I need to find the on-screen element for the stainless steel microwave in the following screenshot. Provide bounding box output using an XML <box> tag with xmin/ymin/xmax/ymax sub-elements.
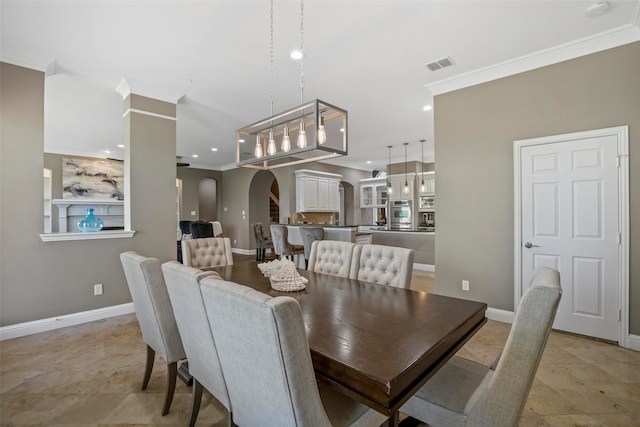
<box><xmin>419</xmin><ymin>195</ymin><xmax>435</xmax><ymax>211</ymax></box>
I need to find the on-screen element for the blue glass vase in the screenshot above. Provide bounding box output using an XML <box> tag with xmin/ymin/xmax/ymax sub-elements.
<box><xmin>77</xmin><ymin>208</ymin><xmax>104</xmax><ymax>232</ymax></box>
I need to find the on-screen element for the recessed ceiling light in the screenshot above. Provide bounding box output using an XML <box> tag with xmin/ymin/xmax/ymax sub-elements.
<box><xmin>366</xmin><ymin>161</ymin><xmax>372</xmax><ymax>164</ymax></box>
<box><xmin>211</xmin><ymin>148</ymin><xmax>218</xmax><ymax>152</ymax></box>
<box><xmin>103</xmin><ymin>150</ymin><xmax>111</xmax><ymax>154</ymax></box>
<box><xmin>192</xmin><ymin>154</ymin><xmax>198</xmax><ymax>158</ymax></box>
<box><xmin>290</xmin><ymin>49</ymin><xmax>303</xmax><ymax>60</ymax></box>
<box><xmin>423</xmin><ymin>105</ymin><xmax>433</xmax><ymax>111</ymax></box>
<box><xmin>239</xmin><ymin>139</ymin><xmax>245</xmax><ymax>143</ymax></box>
<box><xmin>117</xmin><ymin>144</ymin><xmax>125</xmax><ymax>148</ymax></box>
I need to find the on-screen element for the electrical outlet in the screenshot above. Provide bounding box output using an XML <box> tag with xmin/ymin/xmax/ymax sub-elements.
<box><xmin>94</xmin><ymin>284</ymin><xmax>103</xmax><ymax>296</ymax></box>
<box><xmin>233</xmin><ymin>239</ymin><xmax>237</xmax><ymax>245</ymax></box>
<box><xmin>462</xmin><ymin>280</ymin><xmax>470</xmax><ymax>291</ymax></box>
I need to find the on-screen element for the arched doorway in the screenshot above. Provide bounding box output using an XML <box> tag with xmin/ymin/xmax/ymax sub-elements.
<box><xmin>248</xmin><ymin>170</ymin><xmax>278</xmax><ymax>240</ymax></box>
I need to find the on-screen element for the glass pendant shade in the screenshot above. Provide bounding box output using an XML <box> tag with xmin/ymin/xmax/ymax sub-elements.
<box><xmin>317</xmin><ymin>116</ymin><xmax>327</xmax><ymax>145</ymax></box>
<box><xmin>254</xmin><ymin>135</ymin><xmax>263</xmax><ymax>159</ymax></box>
<box><xmin>267</xmin><ymin>130</ymin><xmax>277</xmax><ymax>156</ymax></box>
<box><xmin>404</xmin><ymin>181</ymin><xmax>409</xmax><ymax>194</ymax></box>
<box><xmin>297</xmin><ymin>120</ymin><xmax>307</xmax><ymax>148</ymax></box>
<box><xmin>282</xmin><ymin>126</ymin><xmax>291</xmax><ymax>152</ymax></box>
<box><xmin>420</xmin><ymin>180</ymin><xmax>426</xmax><ymax>193</ymax></box>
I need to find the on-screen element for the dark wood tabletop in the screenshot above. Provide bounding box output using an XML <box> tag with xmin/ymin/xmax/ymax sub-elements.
<box><xmin>210</xmin><ymin>263</ymin><xmax>487</xmax><ymax>426</ymax></box>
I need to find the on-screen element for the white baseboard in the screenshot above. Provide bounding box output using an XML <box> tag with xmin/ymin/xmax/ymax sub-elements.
<box><xmin>627</xmin><ymin>334</ymin><xmax>640</xmax><ymax>352</ymax></box>
<box><xmin>486</xmin><ymin>307</ymin><xmax>515</xmax><ymax>324</ymax></box>
<box><xmin>232</xmin><ymin>248</ymin><xmax>254</xmax><ymax>256</ymax></box>
<box><xmin>0</xmin><ymin>303</ymin><xmax>134</xmax><ymax>341</ymax></box>
<box><xmin>413</xmin><ymin>263</ymin><xmax>435</xmax><ymax>272</ymax></box>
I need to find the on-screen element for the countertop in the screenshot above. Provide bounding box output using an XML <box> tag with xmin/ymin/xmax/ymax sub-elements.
<box><xmin>370</xmin><ymin>227</ymin><xmax>435</xmax><ymax>233</ymax></box>
<box><xmin>281</xmin><ymin>224</ymin><xmax>357</xmax><ymax>229</ymax></box>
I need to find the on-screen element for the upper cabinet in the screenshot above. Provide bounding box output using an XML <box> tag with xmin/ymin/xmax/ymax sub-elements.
<box><xmin>360</xmin><ymin>177</ymin><xmax>387</xmax><ymax>208</ymax></box>
<box><xmin>418</xmin><ymin>171</ymin><xmax>435</xmax><ymax>196</ymax></box>
<box><xmin>388</xmin><ymin>173</ymin><xmax>415</xmax><ymax>201</ymax></box>
<box><xmin>295</xmin><ymin>169</ymin><xmax>342</xmax><ymax>212</ymax></box>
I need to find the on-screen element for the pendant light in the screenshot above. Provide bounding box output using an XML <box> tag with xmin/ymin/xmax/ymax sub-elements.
<box><xmin>295</xmin><ymin>0</ymin><xmax>307</xmax><ymax>149</ymax></box>
<box><xmin>387</xmin><ymin>145</ymin><xmax>393</xmax><ymax>195</ymax></box>
<box><xmin>317</xmin><ymin>115</ymin><xmax>327</xmax><ymax>144</ymax></box>
<box><xmin>254</xmin><ymin>134</ymin><xmax>263</xmax><ymax>159</ymax></box>
<box><xmin>236</xmin><ymin>0</ymin><xmax>348</xmax><ymax>169</ymax></box>
<box><xmin>403</xmin><ymin>142</ymin><xmax>409</xmax><ymax>194</ymax></box>
<box><xmin>266</xmin><ymin>3</ymin><xmax>276</xmax><ymax>157</ymax></box>
<box><xmin>420</xmin><ymin>139</ymin><xmax>426</xmax><ymax>193</ymax></box>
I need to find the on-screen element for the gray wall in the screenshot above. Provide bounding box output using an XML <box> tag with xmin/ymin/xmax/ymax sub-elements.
<box><xmin>434</xmin><ymin>42</ymin><xmax>640</xmax><ymax>334</ymax></box>
<box><xmin>177</xmin><ymin>167</ymin><xmax>223</xmax><ymax>221</ymax></box>
<box><xmin>1</xmin><ymin>62</ymin><xmax>178</xmax><ymax>327</ymax></box>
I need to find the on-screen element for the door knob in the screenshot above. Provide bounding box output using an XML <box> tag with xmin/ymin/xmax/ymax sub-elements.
<box><xmin>523</xmin><ymin>242</ymin><xmax>539</xmax><ymax>248</ymax></box>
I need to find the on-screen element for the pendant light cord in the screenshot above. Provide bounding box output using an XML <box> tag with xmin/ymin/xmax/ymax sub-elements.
<box><xmin>270</xmin><ymin>0</ymin><xmax>274</xmax><ymax>116</ymax></box>
<box><xmin>299</xmin><ymin>0</ymin><xmax>304</xmax><ymax>105</ymax></box>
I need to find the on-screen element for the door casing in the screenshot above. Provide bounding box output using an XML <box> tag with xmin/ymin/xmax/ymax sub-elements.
<box><xmin>513</xmin><ymin>125</ymin><xmax>629</xmax><ymax>347</ymax></box>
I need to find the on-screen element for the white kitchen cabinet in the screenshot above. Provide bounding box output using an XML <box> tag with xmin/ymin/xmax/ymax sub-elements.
<box><xmin>360</xmin><ymin>177</ymin><xmax>387</xmax><ymax>208</ymax></box>
<box><xmin>388</xmin><ymin>173</ymin><xmax>415</xmax><ymax>201</ymax></box>
<box><xmin>295</xmin><ymin>170</ymin><xmax>342</xmax><ymax>212</ymax></box>
<box><xmin>418</xmin><ymin>171</ymin><xmax>436</xmax><ymax>195</ymax></box>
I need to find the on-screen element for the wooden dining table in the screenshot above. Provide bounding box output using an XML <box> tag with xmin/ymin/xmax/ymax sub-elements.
<box><xmin>209</xmin><ymin>262</ymin><xmax>487</xmax><ymax>426</ymax></box>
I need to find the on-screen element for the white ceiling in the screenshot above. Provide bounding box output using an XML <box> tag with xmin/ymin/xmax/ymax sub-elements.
<box><xmin>2</xmin><ymin>1</ymin><xmax>639</xmax><ymax>172</ymax></box>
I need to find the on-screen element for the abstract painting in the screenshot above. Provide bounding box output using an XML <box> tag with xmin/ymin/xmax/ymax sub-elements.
<box><xmin>62</xmin><ymin>157</ymin><xmax>125</xmax><ymax>200</ymax></box>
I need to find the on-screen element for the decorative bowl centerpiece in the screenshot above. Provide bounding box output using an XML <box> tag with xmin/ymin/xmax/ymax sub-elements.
<box><xmin>257</xmin><ymin>258</ymin><xmax>307</xmax><ymax>292</ymax></box>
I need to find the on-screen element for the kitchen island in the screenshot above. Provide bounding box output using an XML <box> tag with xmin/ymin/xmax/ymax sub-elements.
<box><xmin>370</xmin><ymin>227</ymin><xmax>435</xmax><ymax>269</ymax></box>
<box><xmin>284</xmin><ymin>225</ymin><xmax>357</xmax><ymax>245</ymax></box>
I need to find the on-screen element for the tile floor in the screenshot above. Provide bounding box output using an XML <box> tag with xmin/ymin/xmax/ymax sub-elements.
<box><xmin>1</xmin><ymin>257</ymin><xmax>639</xmax><ymax>426</ymax></box>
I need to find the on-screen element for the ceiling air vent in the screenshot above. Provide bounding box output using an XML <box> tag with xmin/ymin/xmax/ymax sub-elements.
<box><xmin>425</xmin><ymin>56</ymin><xmax>455</xmax><ymax>71</ymax></box>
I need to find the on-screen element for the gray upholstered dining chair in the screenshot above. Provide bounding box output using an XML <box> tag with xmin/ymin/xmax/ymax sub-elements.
<box><xmin>198</xmin><ymin>277</ymin><xmax>389</xmax><ymax>427</ymax></box>
<box><xmin>182</xmin><ymin>237</ymin><xmax>234</xmax><ymax>268</ymax></box>
<box><xmin>349</xmin><ymin>243</ymin><xmax>415</xmax><ymax>288</ymax></box>
<box><xmin>400</xmin><ymin>267</ymin><xmax>562</xmax><ymax>427</ymax></box>
<box><xmin>251</xmin><ymin>222</ymin><xmax>274</xmax><ymax>261</ymax></box>
<box><xmin>270</xmin><ymin>224</ymin><xmax>304</xmax><ymax>262</ymax></box>
<box><xmin>119</xmin><ymin>251</ymin><xmax>186</xmax><ymax>416</ymax></box>
<box><xmin>300</xmin><ymin>226</ymin><xmax>324</xmax><ymax>268</ymax></box>
<box><xmin>161</xmin><ymin>261</ymin><xmax>232</xmax><ymax>427</ymax></box>
<box><xmin>307</xmin><ymin>240</ymin><xmax>356</xmax><ymax>278</ymax></box>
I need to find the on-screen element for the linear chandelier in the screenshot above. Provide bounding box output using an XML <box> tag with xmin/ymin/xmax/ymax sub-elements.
<box><xmin>236</xmin><ymin>0</ymin><xmax>348</xmax><ymax>170</ymax></box>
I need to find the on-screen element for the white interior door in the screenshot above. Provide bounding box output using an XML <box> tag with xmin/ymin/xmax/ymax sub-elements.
<box><xmin>515</xmin><ymin>126</ymin><xmax>628</xmax><ymax>343</ymax></box>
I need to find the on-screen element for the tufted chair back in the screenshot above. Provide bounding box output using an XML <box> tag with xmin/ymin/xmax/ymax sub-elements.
<box><xmin>182</xmin><ymin>237</ymin><xmax>234</xmax><ymax>268</ymax></box>
<box><xmin>349</xmin><ymin>244</ymin><xmax>414</xmax><ymax>288</ymax></box>
<box><xmin>307</xmin><ymin>240</ymin><xmax>356</xmax><ymax>278</ymax></box>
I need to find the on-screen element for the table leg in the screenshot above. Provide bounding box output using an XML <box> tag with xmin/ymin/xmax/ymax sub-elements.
<box><xmin>384</xmin><ymin>411</ymin><xmax>400</xmax><ymax>427</ymax></box>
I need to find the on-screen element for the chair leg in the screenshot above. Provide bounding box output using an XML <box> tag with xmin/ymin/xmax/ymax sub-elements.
<box><xmin>162</xmin><ymin>361</ymin><xmax>178</xmax><ymax>416</ymax></box>
<box><xmin>305</xmin><ymin>259</ymin><xmax>309</xmax><ymax>269</ymax></box>
<box><xmin>188</xmin><ymin>379</ymin><xmax>204</xmax><ymax>427</ymax></box>
<box><xmin>141</xmin><ymin>345</ymin><xmax>155</xmax><ymax>390</ymax></box>
<box><xmin>256</xmin><ymin>248</ymin><xmax>260</xmax><ymax>261</ymax></box>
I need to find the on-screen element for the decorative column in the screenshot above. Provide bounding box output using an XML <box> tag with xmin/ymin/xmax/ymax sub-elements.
<box><xmin>116</xmin><ymin>80</ymin><xmax>183</xmax><ymax>260</ymax></box>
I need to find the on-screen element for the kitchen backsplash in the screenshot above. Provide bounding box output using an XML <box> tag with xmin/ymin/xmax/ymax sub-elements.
<box><xmin>292</xmin><ymin>212</ymin><xmax>337</xmax><ymax>225</ymax></box>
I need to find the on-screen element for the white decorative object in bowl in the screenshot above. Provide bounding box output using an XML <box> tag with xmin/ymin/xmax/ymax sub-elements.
<box><xmin>258</xmin><ymin>258</ymin><xmax>307</xmax><ymax>292</ymax></box>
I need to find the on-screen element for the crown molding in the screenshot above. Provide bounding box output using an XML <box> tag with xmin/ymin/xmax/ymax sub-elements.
<box><xmin>115</xmin><ymin>78</ymin><xmax>184</xmax><ymax>104</ymax></box>
<box><xmin>427</xmin><ymin>23</ymin><xmax>640</xmax><ymax>96</ymax></box>
<box><xmin>0</xmin><ymin>46</ymin><xmax>56</xmax><ymax>76</ymax></box>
